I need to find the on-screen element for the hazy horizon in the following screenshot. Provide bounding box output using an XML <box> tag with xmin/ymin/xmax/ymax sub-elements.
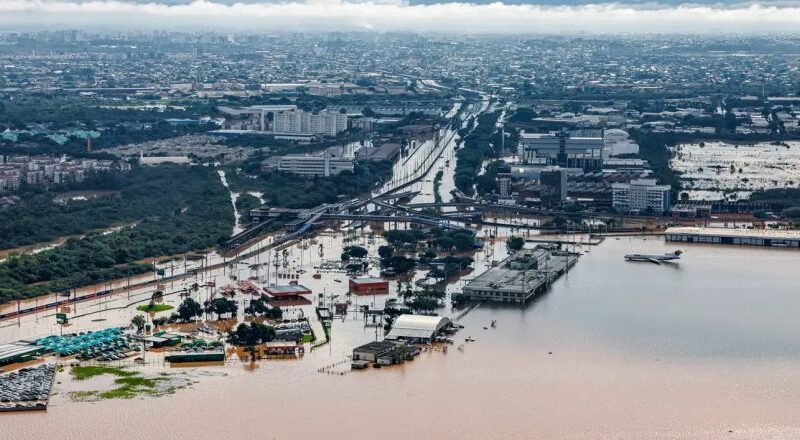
<box><xmin>2</xmin><ymin>0</ymin><xmax>800</xmax><ymax>34</ymax></box>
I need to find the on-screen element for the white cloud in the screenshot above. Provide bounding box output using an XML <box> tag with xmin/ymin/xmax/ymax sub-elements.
<box><xmin>0</xmin><ymin>0</ymin><xmax>799</xmax><ymax>33</ymax></box>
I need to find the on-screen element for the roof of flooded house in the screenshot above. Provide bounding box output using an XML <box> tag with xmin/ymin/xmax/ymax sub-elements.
<box><xmin>264</xmin><ymin>285</ymin><xmax>311</xmax><ymax>294</ymax></box>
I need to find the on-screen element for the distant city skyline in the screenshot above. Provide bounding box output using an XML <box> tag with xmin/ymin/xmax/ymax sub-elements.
<box><xmin>2</xmin><ymin>0</ymin><xmax>800</xmax><ymax>33</ymax></box>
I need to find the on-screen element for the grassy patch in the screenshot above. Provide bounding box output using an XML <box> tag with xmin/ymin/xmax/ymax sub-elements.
<box><xmin>300</xmin><ymin>333</ymin><xmax>316</xmax><ymax>344</ymax></box>
<box><xmin>70</xmin><ymin>366</ymin><xmax>179</xmax><ymax>401</ymax></box>
<box><xmin>98</xmin><ymin>377</ymin><xmax>164</xmax><ymax>399</ymax></box>
<box><xmin>136</xmin><ymin>304</ymin><xmax>174</xmax><ymax>313</ymax></box>
<box><xmin>71</xmin><ymin>365</ymin><xmax>137</xmax><ymax>381</ymax></box>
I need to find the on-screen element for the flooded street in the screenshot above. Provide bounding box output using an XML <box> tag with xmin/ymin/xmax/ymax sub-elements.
<box><xmin>217</xmin><ymin>169</ymin><xmax>244</xmax><ymax>236</ymax></box>
<box><xmin>6</xmin><ymin>236</ymin><xmax>800</xmax><ymax>439</ymax></box>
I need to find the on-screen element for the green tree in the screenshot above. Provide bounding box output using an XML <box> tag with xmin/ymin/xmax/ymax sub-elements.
<box><xmin>177</xmin><ymin>297</ymin><xmax>203</xmax><ymax>322</ymax></box>
<box><xmin>131</xmin><ymin>315</ymin><xmax>146</xmax><ymax>332</ymax></box>
<box><xmin>506</xmin><ymin>236</ymin><xmax>525</xmax><ymax>252</ymax></box>
<box><xmin>205</xmin><ymin>298</ymin><xmax>238</xmax><ymax>320</ymax></box>
<box><xmin>378</xmin><ymin>245</ymin><xmax>394</xmax><ymax>259</ymax></box>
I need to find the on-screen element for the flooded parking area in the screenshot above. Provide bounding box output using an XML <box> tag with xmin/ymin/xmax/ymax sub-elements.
<box><xmin>670</xmin><ymin>141</ymin><xmax>800</xmax><ymax>200</ymax></box>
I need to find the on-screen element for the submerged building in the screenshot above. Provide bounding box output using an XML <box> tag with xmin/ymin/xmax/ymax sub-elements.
<box><xmin>462</xmin><ymin>247</ymin><xmax>578</xmax><ymax>305</ymax></box>
<box><xmin>385</xmin><ymin>314</ymin><xmax>453</xmax><ymax>344</ymax></box>
<box><xmin>665</xmin><ymin>227</ymin><xmax>800</xmax><ymax>248</ymax></box>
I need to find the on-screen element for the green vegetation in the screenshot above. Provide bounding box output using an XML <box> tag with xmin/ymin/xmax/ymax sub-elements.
<box><xmin>131</xmin><ymin>315</ymin><xmax>146</xmax><ymax>332</ymax></box>
<box><xmin>433</xmin><ymin>170</ymin><xmax>444</xmax><ymax>204</ymax></box>
<box><xmin>506</xmin><ymin>236</ymin><xmax>525</xmax><ymax>252</ymax></box>
<box><xmin>71</xmin><ymin>365</ymin><xmax>137</xmax><ymax>381</ymax></box>
<box><xmin>69</xmin><ymin>365</ymin><xmax>180</xmax><ymax>400</ymax></box>
<box><xmin>177</xmin><ymin>297</ymin><xmax>204</xmax><ymax>322</ymax></box>
<box><xmin>136</xmin><ymin>304</ymin><xmax>174</xmax><ymax>313</ymax></box>
<box><xmin>244</xmin><ymin>297</ymin><xmax>283</xmax><ymax>319</ymax></box>
<box><xmin>0</xmin><ymin>95</ymin><xmax>215</xmax><ymax>155</ymax></box>
<box><xmin>97</xmin><ymin>376</ymin><xmax>163</xmax><ymax>400</ymax></box>
<box><xmin>451</xmin><ymin>293</ymin><xmax>471</xmax><ymax>308</ymax></box>
<box><xmin>750</xmin><ymin>188</ymin><xmax>800</xmax><ymax>219</ymax></box>
<box><xmin>341</xmin><ymin>245</ymin><xmax>368</xmax><ymax>261</ymax></box>
<box><xmin>223</xmin><ymin>161</ymin><xmax>392</xmax><ymax>209</ymax></box>
<box><xmin>0</xmin><ymin>165</ymin><xmax>233</xmax><ymax>304</ymax></box>
<box><xmin>204</xmin><ymin>298</ymin><xmax>238</xmax><ymax>320</ymax></box>
<box><xmin>378</xmin><ymin>245</ymin><xmax>394</xmax><ymax>259</ymax></box>
<box><xmin>455</xmin><ymin>111</ymin><xmax>502</xmax><ymax>195</ymax></box>
<box><xmin>383</xmin><ymin>228</ymin><xmax>477</xmax><ymax>253</ymax></box>
<box><xmin>228</xmin><ymin>321</ymin><xmax>276</xmax><ymax>346</ymax></box>
<box><xmin>379</xmin><ymin>229</ymin><xmax>476</xmax><ymax>275</ymax></box>
<box><xmin>235</xmin><ymin>193</ymin><xmax>261</xmax><ymax>225</ymax></box>
<box><xmin>628</xmin><ymin>129</ymin><xmax>682</xmax><ymax>192</ymax></box>
<box><xmin>0</xmin><ymin>165</ymin><xmax>230</xmax><ymax>249</ymax></box>
<box><xmin>476</xmin><ymin>160</ymin><xmax>511</xmax><ymax>195</ymax></box>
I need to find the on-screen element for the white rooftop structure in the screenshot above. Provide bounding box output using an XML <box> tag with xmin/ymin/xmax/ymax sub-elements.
<box><xmin>138</xmin><ymin>154</ymin><xmax>192</xmax><ymax>165</ymax></box>
<box><xmin>665</xmin><ymin>227</ymin><xmax>800</xmax><ymax>240</ymax></box>
<box><xmin>385</xmin><ymin>315</ymin><xmax>452</xmax><ymax>342</ymax></box>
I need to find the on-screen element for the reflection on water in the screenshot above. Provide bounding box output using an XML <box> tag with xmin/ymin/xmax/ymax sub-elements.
<box><xmin>6</xmin><ymin>236</ymin><xmax>800</xmax><ymax>439</ymax></box>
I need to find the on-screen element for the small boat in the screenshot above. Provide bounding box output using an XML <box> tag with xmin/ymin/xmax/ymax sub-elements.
<box><xmin>465</xmin><ymin>337</ymin><xmax>475</xmax><ymax>342</ymax></box>
<box><xmin>312</xmin><ymin>273</ymin><xmax>322</xmax><ymax>279</ymax></box>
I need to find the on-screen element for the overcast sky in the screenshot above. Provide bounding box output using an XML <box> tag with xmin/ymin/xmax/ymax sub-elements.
<box><xmin>1</xmin><ymin>0</ymin><xmax>800</xmax><ymax>34</ymax></box>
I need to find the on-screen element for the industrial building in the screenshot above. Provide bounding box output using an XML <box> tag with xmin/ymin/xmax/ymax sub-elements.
<box><xmin>385</xmin><ymin>314</ymin><xmax>453</xmax><ymax>343</ymax></box>
<box><xmin>665</xmin><ymin>227</ymin><xmax>800</xmax><ymax>248</ymax></box>
<box><xmin>355</xmin><ymin>143</ymin><xmax>401</xmax><ymax>162</ymax></box>
<box><xmin>164</xmin><ymin>350</ymin><xmax>225</xmax><ymax>363</ymax></box>
<box><xmin>462</xmin><ymin>247</ymin><xmax>578</xmax><ymax>304</ymax></box>
<box><xmin>0</xmin><ymin>343</ymin><xmax>45</xmax><ymax>366</ymax></box>
<box><xmin>349</xmin><ymin>278</ymin><xmax>390</xmax><ymax>295</ymax></box>
<box><xmin>519</xmin><ymin>130</ymin><xmax>604</xmax><ymax>169</ymax></box>
<box><xmin>612</xmin><ymin>179</ymin><xmax>672</xmax><ymax>214</ymax></box>
<box><xmin>602</xmin><ymin>129</ymin><xmax>640</xmax><ymax>158</ymax></box>
<box><xmin>351</xmin><ymin>340</ymin><xmax>420</xmax><ymax>368</ymax></box>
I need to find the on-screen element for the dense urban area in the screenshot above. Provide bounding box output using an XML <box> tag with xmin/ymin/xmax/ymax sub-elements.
<box><xmin>3</xmin><ymin>30</ymin><xmax>800</xmax><ymax>439</ymax></box>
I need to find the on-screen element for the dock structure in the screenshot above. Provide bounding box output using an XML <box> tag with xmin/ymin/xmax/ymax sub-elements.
<box><xmin>665</xmin><ymin>227</ymin><xmax>800</xmax><ymax>248</ymax></box>
<box><xmin>462</xmin><ymin>246</ymin><xmax>578</xmax><ymax>305</ymax></box>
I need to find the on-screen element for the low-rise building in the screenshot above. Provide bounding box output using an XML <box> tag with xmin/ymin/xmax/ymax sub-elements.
<box><xmin>385</xmin><ymin>315</ymin><xmax>453</xmax><ymax>344</ymax></box>
<box><xmin>349</xmin><ymin>278</ymin><xmax>389</xmax><ymax>295</ymax></box>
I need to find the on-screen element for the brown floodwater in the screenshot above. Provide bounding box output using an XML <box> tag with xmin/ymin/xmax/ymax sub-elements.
<box><xmin>5</xmin><ymin>236</ymin><xmax>800</xmax><ymax>439</ymax></box>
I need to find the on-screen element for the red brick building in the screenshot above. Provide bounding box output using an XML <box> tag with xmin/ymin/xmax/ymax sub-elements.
<box><xmin>349</xmin><ymin>278</ymin><xmax>389</xmax><ymax>295</ymax></box>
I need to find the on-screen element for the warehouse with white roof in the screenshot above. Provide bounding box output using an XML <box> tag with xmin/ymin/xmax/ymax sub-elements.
<box><xmin>385</xmin><ymin>315</ymin><xmax>452</xmax><ymax>344</ymax></box>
